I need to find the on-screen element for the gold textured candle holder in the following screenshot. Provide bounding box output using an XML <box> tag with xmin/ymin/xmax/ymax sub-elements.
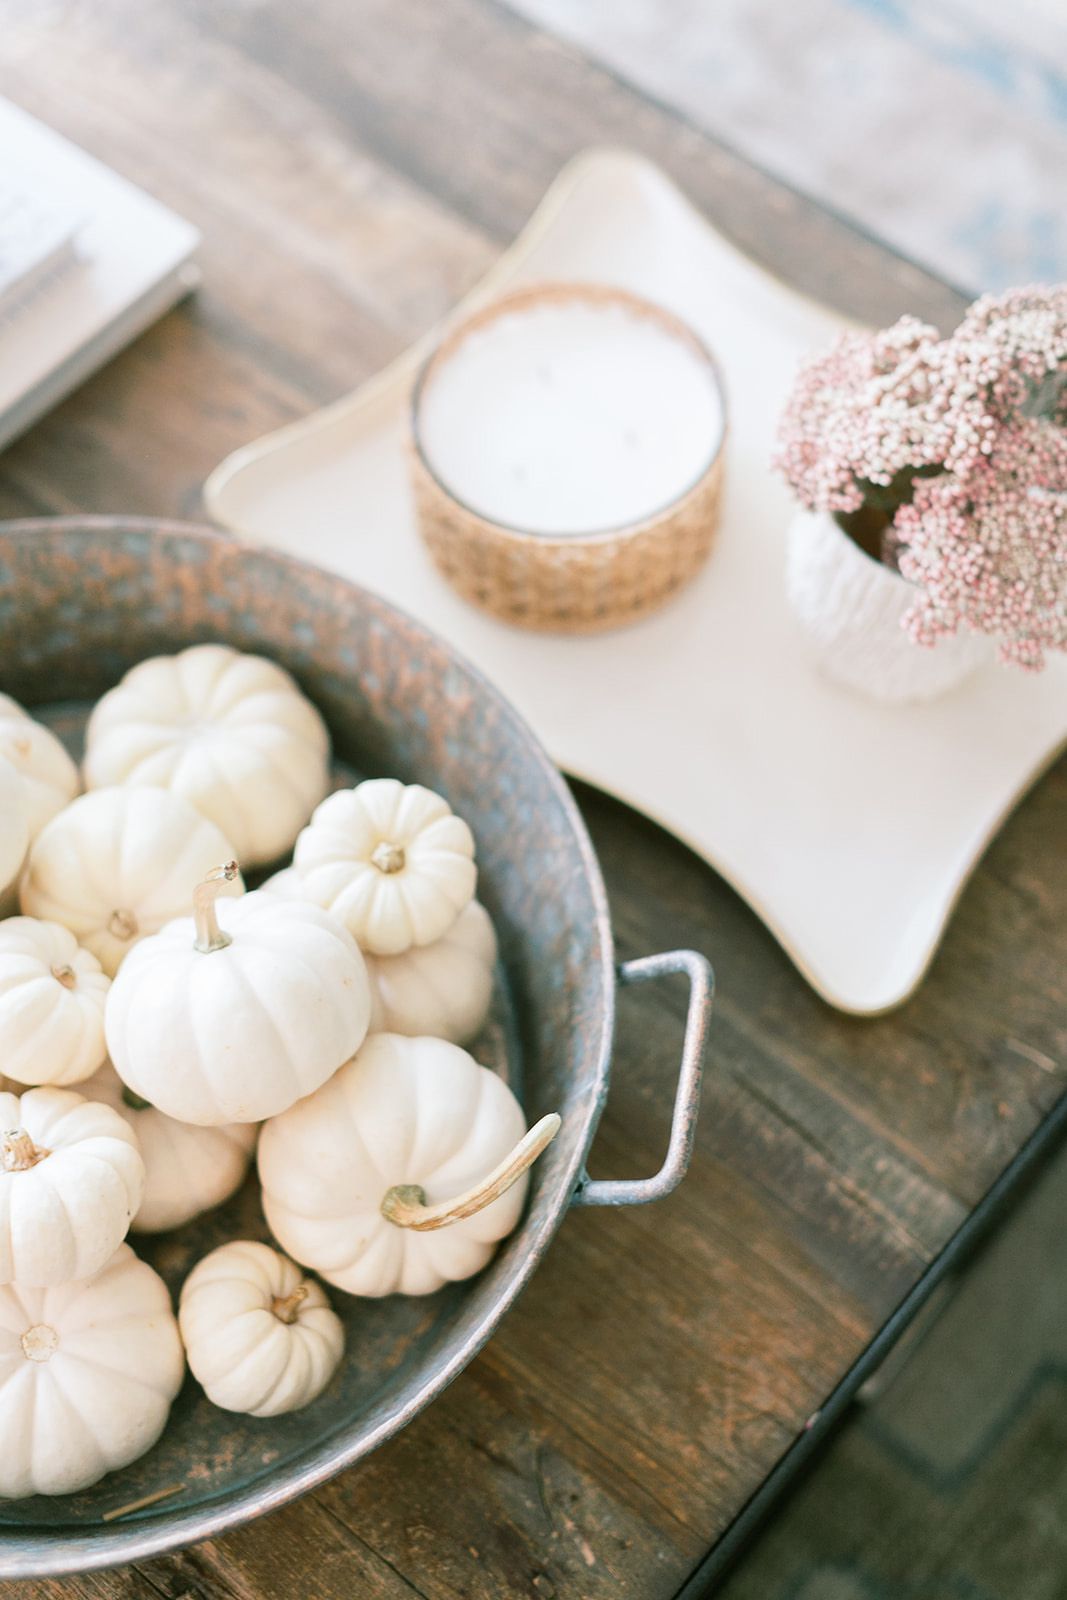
<box><xmin>408</xmin><ymin>283</ymin><xmax>727</xmax><ymax>634</ymax></box>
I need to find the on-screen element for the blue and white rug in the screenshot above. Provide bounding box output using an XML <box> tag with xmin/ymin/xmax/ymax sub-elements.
<box><xmin>506</xmin><ymin>0</ymin><xmax>1067</xmax><ymax>293</ymax></box>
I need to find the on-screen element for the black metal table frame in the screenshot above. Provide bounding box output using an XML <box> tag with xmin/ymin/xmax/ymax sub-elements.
<box><xmin>678</xmin><ymin>1085</ymin><xmax>1067</xmax><ymax>1596</ymax></box>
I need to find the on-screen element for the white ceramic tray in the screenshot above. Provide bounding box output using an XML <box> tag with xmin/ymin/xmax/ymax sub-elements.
<box><xmin>205</xmin><ymin>150</ymin><xmax>1067</xmax><ymax>1015</ymax></box>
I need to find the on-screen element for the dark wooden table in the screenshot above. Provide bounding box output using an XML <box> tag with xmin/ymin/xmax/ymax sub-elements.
<box><xmin>1</xmin><ymin>3</ymin><xmax>1064</xmax><ymax>1596</ymax></box>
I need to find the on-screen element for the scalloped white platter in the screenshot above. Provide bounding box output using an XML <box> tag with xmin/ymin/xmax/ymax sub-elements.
<box><xmin>205</xmin><ymin>149</ymin><xmax>1067</xmax><ymax>1015</ymax></box>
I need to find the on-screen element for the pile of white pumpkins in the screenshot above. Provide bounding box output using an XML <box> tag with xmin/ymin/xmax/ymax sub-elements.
<box><xmin>0</xmin><ymin>644</ymin><xmax>558</xmax><ymax>1503</ymax></box>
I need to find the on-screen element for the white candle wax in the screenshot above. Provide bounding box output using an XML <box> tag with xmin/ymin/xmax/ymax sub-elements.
<box><xmin>416</xmin><ymin>299</ymin><xmax>724</xmax><ymax>536</ymax></box>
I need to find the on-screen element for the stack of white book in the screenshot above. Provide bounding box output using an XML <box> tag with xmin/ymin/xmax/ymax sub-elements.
<box><xmin>0</xmin><ymin>97</ymin><xmax>200</xmax><ymax>451</ymax></box>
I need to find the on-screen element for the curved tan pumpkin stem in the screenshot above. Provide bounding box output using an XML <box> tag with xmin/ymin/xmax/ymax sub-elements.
<box><xmin>0</xmin><ymin>1130</ymin><xmax>48</xmax><ymax>1172</ymax></box>
<box><xmin>51</xmin><ymin>963</ymin><xmax>77</xmax><ymax>991</ymax></box>
<box><xmin>271</xmin><ymin>1284</ymin><xmax>310</xmax><ymax>1324</ymax></box>
<box><xmin>380</xmin><ymin>1112</ymin><xmax>561</xmax><ymax>1232</ymax></box>
<box><xmin>193</xmin><ymin>862</ymin><xmax>241</xmax><ymax>954</ymax></box>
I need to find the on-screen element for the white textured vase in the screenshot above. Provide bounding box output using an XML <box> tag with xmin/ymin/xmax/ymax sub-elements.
<box><xmin>785</xmin><ymin>510</ymin><xmax>990</xmax><ymax>705</ymax></box>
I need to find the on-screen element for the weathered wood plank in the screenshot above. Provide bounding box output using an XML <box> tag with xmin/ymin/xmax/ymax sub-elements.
<box><xmin>0</xmin><ymin>0</ymin><xmax>496</xmax><ymax>520</ymax></box>
<box><xmin>136</xmin><ymin>1496</ymin><xmax>424</xmax><ymax>1600</ymax></box>
<box><xmin>0</xmin><ymin>0</ymin><xmax>966</xmax><ymax>521</ymax></box>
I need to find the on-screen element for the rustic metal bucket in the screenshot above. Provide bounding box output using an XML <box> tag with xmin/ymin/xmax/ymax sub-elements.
<box><xmin>0</xmin><ymin>518</ymin><xmax>712</xmax><ymax>1576</ymax></box>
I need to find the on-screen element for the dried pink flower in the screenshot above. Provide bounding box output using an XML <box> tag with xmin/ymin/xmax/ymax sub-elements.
<box><xmin>897</xmin><ymin>423</ymin><xmax>1067</xmax><ymax>670</ymax></box>
<box><xmin>774</xmin><ymin>284</ymin><xmax>1067</xmax><ymax>669</ymax></box>
<box><xmin>773</xmin><ymin>316</ymin><xmax>948</xmax><ymax>514</ymax></box>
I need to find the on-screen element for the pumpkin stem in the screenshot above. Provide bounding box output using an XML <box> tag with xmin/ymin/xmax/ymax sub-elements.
<box><xmin>193</xmin><ymin>862</ymin><xmax>241</xmax><ymax>954</ymax></box>
<box><xmin>108</xmin><ymin>908</ymin><xmax>139</xmax><ymax>943</ymax></box>
<box><xmin>380</xmin><ymin>1112</ymin><xmax>561</xmax><ymax>1232</ymax></box>
<box><xmin>271</xmin><ymin>1284</ymin><xmax>309</xmax><ymax>1324</ymax></box>
<box><xmin>121</xmin><ymin>1085</ymin><xmax>152</xmax><ymax>1113</ymax></box>
<box><xmin>0</xmin><ymin>1129</ymin><xmax>48</xmax><ymax>1172</ymax></box>
<box><xmin>51</xmin><ymin>963</ymin><xmax>77</xmax><ymax>990</ymax></box>
<box><xmin>370</xmin><ymin>840</ymin><xmax>405</xmax><ymax>875</ymax></box>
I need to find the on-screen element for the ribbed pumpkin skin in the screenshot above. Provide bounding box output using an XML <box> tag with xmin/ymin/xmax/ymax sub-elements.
<box><xmin>80</xmin><ymin>1061</ymin><xmax>257</xmax><ymax>1232</ymax></box>
<box><xmin>180</xmin><ymin>1240</ymin><xmax>343</xmax><ymax>1417</ymax></box>
<box><xmin>293</xmin><ymin>779</ymin><xmax>477</xmax><ymax>956</ymax></box>
<box><xmin>0</xmin><ymin>918</ymin><xmax>110</xmax><ymax>1087</ymax></box>
<box><xmin>364</xmin><ymin>900</ymin><xmax>497</xmax><ymax>1043</ymax></box>
<box><xmin>0</xmin><ymin>1088</ymin><xmax>145</xmax><ymax>1287</ymax></box>
<box><xmin>261</xmin><ymin>871</ymin><xmax>497</xmax><ymax>1046</ymax></box>
<box><xmin>0</xmin><ymin>1244</ymin><xmax>184</xmax><ymax>1497</ymax></box>
<box><xmin>0</xmin><ymin>694</ymin><xmax>79</xmax><ymax>840</ymax></box>
<box><xmin>84</xmin><ymin>645</ymin><xmax>330</xmax><ymax>868</ymax></box>
<box><xmin>106</xmin><ymin>892</ymin><xmax>371</xmax><ymax>1126</ymax></box>
<box><xmin>259</xmin><ymin>1034</ymin><xmax>528</xmax><ymax>1297</ymax></box>
<box><xmin>0</xmin><ymin>757</ymin><xmax>29</xmax><ymax>899</ymax></box>
<box><xmin>20</xmin><ymin>786</ymin><xmax>240</xmax><ymax>977</ymax></box>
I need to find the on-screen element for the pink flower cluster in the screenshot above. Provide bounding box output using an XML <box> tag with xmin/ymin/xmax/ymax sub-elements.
<box><xmin>774</xmin><ymin>285</ymin><xmax>1067</xmax><ymax>669</ymax></box>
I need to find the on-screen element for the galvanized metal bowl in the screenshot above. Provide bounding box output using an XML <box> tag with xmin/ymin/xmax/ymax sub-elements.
<box><xmin>0</xmin><ymin>517</ymin><xmax>711</xmax><ymax>1577</ymax></box>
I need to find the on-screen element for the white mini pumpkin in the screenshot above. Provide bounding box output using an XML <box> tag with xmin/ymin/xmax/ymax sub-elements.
<box><xmin>0</xmin><ymin>1243</ymin><xmax>184</xmax><ymax>1497</ymax></box>
<box><xmin>0</xmin><ymin>1086</ymin><xmax>144</xmax><ymax>1285</ymax></box>
<box><xmin>84</xmin><ymin>643</ymin><xmax>331</xmax><ymax>867</ymax></box>
<box><xmin>107</xmin><ymin>868</ymin><xmax>371</xmax><ymax>1126</ymax></box>
<box><xmin>260</xmin><ymin>872</ymin><xmax>497</xmax><ymax>1044</ymax></box>
<box><xmin>293</xmin><ymin>779</ymin><xmax>476</xmax><ymax>955</ymax></box>
<box><xmin>20</xmin><ymin>785</ymin><xmax>241</xmax><ymax>976</ymax></box>
<box><xmin>0</xmin><ymin>756</ymin><xmax>29</xmax><ymax>902</ymax></box>
<box><xmin>0</xmin><ymin>695</ymin><xmax>80</xmax><ymax>840</ymax></box>
<box><xmin>259</xmin><ymin>1033</ymin><xmax>559</xmax><ymax>1296</ymax></box>
<box><xmin>365</xmin><ymin>901</ymin><xmax>497</xmax><ymax>1043</ymax></box>
<box><xmin>179</xmin><ymin>1240</ymin><xmax>344</xmax><ymax>1417</ymax></box>
<box><xmin>80</xmin><ymin>1061</ymin><xmax>258</xmax><ymax>1232</ymax></box>
<box><xmin>259</xmin><ymin>865</ymin><xmax>303</xmax><ymax>899</ymax></box>
<box><xmin>0</xmin><ymin>918</ymin><xmax>110</xmax><ymax>1086</ymax></box>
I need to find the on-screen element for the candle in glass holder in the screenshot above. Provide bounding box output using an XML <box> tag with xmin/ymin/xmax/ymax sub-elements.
<box><xmin>409</xmin><ymin>283</ymin><xmax>727</xmax><ymax>633</ymax></box>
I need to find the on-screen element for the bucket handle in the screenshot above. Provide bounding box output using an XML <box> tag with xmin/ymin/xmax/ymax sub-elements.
<box><xmin>571</xmin><ymin>949</ymin><xmax>714</xmax><ymax>1207</ymax></box>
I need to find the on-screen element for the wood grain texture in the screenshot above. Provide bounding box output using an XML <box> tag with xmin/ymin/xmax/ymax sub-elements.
<box><xmin>0</xmin><ymin>1</ymin><xmax>1064</xmax><ymax>1597</ymax></box>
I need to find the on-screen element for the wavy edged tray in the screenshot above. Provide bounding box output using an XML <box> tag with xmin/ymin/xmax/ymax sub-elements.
<box><xmin>205</xmin><ymin>149</ymin><xmax>1067</xmax><ymax>1014</ymax></box>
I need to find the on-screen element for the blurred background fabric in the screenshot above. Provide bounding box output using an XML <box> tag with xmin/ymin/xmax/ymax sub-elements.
<box><xmin>506</xmin><ymin>0</ymin><xmax>1067</xmax><ymax>292</ymax></box>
